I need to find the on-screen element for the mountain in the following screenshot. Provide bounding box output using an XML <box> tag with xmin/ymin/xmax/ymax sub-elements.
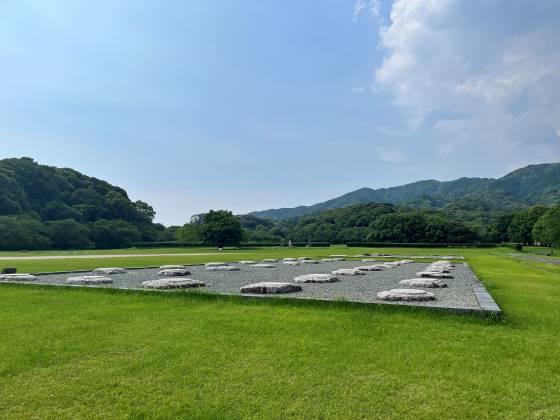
<box><xmin>249</xmin><ymin>163</ymin><xmax>560</xmax><ymax>219</ymax></box>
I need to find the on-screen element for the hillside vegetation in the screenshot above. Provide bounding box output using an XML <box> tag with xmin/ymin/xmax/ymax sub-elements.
<box><xmin>0</xmin><ymin>158</ymin><xmax>175</xmax><ymax>250</ymax></box>
<box><xmin>250</xmin><ymin>163</ymin><xmax>560</xmax><ymax>219</ymax></box>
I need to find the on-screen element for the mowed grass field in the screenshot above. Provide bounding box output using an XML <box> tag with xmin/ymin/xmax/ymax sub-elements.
<box><xmin>1</xmin><ymin>247</ymin><xmax>560</xmax><ymax>418</ymax></box>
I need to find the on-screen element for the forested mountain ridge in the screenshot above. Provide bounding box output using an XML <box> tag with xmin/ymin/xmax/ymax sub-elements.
<box><xmin>0</xmin><ymin>157</ymin><xmax>175</xmax><ymax>250</ymax></box>
<box><xmin>250</xmin><ymin>163</ymin><xmax>560</xmax><ymax>219</ymax></box>
<box><xmin>0</xmin><ymin>157</ymin><xmax>150</xmax><ymax>222</ymax></box>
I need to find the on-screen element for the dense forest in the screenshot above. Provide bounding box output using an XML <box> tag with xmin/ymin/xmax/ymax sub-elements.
<box><xmin>238</xmin><ymin>202</ymin><xmax>560</xmax><ymax>246</ymax></box>
<box><xmin>0</xmin><ymin>158</ymin><xmax>176</xmax><ymax>250</ymax></box>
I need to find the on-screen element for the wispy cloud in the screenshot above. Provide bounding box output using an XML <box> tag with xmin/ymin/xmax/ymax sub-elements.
<box><xmin>353</xmin><ymin>0</ymin><xmax>381</xmax><ymax>22</ymax></box>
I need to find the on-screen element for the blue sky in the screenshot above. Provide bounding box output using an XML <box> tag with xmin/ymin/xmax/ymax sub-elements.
<box><xmin>1</xmin><ymin>0</ymin><xmax>559</xmax><ymax>225</ymax></box>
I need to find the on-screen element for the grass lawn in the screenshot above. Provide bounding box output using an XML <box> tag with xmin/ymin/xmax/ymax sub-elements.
<box><xmin>1</xmin><ymin>247</ymin><xmax>560</xmax><ymax>418</ymax></box>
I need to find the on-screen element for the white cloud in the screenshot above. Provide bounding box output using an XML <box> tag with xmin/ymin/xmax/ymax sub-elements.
<box><xmin>373</xmin><ymin>0</ymin><xmax>560</xmax><ymax>167</ymax></box>
<box><xmin>353</xmin><ymin>0</ymin><xmax>381</xmax><ymax>22</ymax></box>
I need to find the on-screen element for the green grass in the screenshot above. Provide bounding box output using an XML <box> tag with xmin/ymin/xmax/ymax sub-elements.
<box><xmin>1</xmin><ymin>247</ymin><xmax>560</xmax><ymax>418</ymax></box>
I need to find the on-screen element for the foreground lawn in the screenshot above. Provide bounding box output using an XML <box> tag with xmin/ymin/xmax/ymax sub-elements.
<box><xmin>1</xmin><ymin>248</ymin><xmax>560</xmax><ymax>418</ymax></box>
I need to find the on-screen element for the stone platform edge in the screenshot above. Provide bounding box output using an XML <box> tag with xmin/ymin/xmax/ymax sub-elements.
<box><xmin>463</xmin><ymin>262</ymin><xmax>502</xmax><ymax>317</ymax></box>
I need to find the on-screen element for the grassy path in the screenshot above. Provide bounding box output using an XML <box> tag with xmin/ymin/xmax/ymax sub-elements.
<box><xmin>1</xmin><ymin>248</ymin><xmax>559</xmax><ymax>418</ymax></box>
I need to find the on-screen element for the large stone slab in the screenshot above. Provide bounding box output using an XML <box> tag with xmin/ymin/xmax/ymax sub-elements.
<box><xmin>66</xmin><ymin>275</ymin><xmax>113</xmax><ymax>285</ymax></box>
<box><xmin>294</xmin><ymin>274</ymin><xmax>339</xmax><ymax>283</ymax></box>
<box><xmin>250</xmin><ymin>263</ymin><xmax>276</xmax><ymax>268</ymax></box>
<box><xmin>158</xmin><ymin>268</ymin><xmax>191</xmax><ymax>276</ymax></box>
<box><xmin>205</xmin><ymin>262</ymin><xmax>228</xmax><ymax>267</ymax></box>
<box><xmin>93</xmin><ymin>267</ymin><xmax>126</xmax><ymax>275</ymax></box>
<box><xmin>239</xmin><ymin>260</ymin><xmax>257</xmax><ymax>264</ymax></box>
<box><xmin>142</xmin><ymin>278</ymin><xmax>206</xmax><ymax>289</ymax></box>
<box><xmin>283</xmin><ymin>257</ymin><xmax>297</xmax><ymax>262</ymax></box>
<box><xmin>399</xmin><ymin>278</ymin><xmax>447</xmax><ymax>288</ymax></box>
<box><xmin>206</xmin><ymin>265</ymin><xmax>240</xmax><ymax>271</ymax></box>
<box><xmin>0</xmin><ymin>273</ymin><xmax>37</xmax><ymax>281</ymax></box>
<box><xmin>300</xmin><ymin>259</ymin><xmax>320</xmax><ymax>264</ymax></box>
<box><xmin>416</xmin><ymin>271</ymin><xmax>454</xmax><ymax>279</ymax></box>
<box><xmin>332</xmin><ymin>269</ymin><xmax>365</xmax><ymax>276</ymax></box>
<box><xmin>377</xmin><ymin>289</ymin><xmax>436</xmax><ymax>301</ymax></box>
<box><xmin>159</xmin><ymin>265</ymin><xmax>186</xmax><ymax>270</ymax></box>
<box><xmin>240</xmin><ymin>282</ymin><xmax>302</xmax><ymax>294</ymax></box>
<box><xmin>355</xmin><ymin>265</ymin><xmax>384</xmax><ymax>272</ymax></box>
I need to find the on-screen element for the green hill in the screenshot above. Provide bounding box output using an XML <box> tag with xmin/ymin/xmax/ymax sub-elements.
<box><xmin>0</xmin><ymin>157</ymin><xmax>168</xmax><ymax>250</ymax></box>
<box><xmin>250</xmin><ymin>163</ymin><xmax>560</xmax><ymax>219</ymax></box>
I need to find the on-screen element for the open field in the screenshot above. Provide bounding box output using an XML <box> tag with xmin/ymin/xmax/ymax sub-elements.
<box><xmin>2</xmin><ymin>247</ymin><xmax>560</xmax><ymax>418</ymax></box>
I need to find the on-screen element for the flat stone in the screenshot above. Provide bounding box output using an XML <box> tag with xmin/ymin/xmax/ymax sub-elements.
<box><xmin>294</xmin><ymin>274</ymin><xmax>339</xmax><ymax>283</ymax></box>
<box><xmin>205</xmin><ymin>262</ymin><xmax>228</xmax><ymax>267</ymax></box>
<box><xmin>300</xmin><ymin>259</ymin><xmax>320</xmax><ymax>264</ymax></box>
<box><xmin>159</xmin><ymin>265</ymin><xmax>186</xmax><ymax>270</ymax></box>
<box><xmin>399</xmin><ymin>278</ymin><xmax>448</xmax><ymax>288</ymax></box>
<box><xmin>158</xmin><ymin>268</ymin><xmax>191</xmax><ymax>276</ymax></box>
<box><xmin>355</xmin><ymin>265</ymin><xmax>384</xmax><ymax>272</ymax></box>
<box><xmin>283</xmin><ymin>261</ymin><xmax>299</xmax><ymax>266</ymax></box>
<box><xmin>66</xmin><ymin>275</ymin><xmax>113</xmax><ymax>285</ymax></box>
<box><xmin>239</xmin><ymin>260</ymin><xmax>257</xmax><ymax>264</ymax></box>
<box><xmin>250</xmin><ymin>263</ymin><xmax>276</xmax><ymax>268</ymax></box>
<box><xmin>332</xmin><ymin>257</ymin><xmax>346</xmax><ymax>261</ymax></box>
<box><xmin>261</xmin><ymin>259</ymin><xmax>278</xmax><ymax>262</ymax></box>
<box><xmin>332</xmin><ymin>269</ymin><xmax>365</xmax><ymax>276</ymax></box>
<box><xmin>0</xmin><ymin>273</ymin><xmax>37</xmax><ymax>281</ymax></box>
<box><xmin>206</xmin><ymin>265</ymin><xmax>240</xmax><ymax>271</ymax></box>
<box><xmin>93</xmin><ymin>267</ymin><xmax>126</xmax><ymax>274</ymax></box>
<box><xmin>240</xmin><ymin>282</ymin><xmax>302</xmax><ymax>294</ymax></box>
<box><xmin>142</xmin><ymin>278</ymin><xmax>206</xmax><ymax>289</ymax></box>
<box><xmin>322</xmin><ymin>258</ymin><xmax>335</xmax><ymax>262</ymax></box>
<box><xmin>383</xmin><ymin>262</ymin><xmax>401</xmax><ymax>267</ymax></box>
<box><xmin>283</xmin><ymin>257</ymin><xmax>297</xmax><ymax>261</ymax></box>
<box><xmin>416</xmin><ymin>271</ymin><xmax>454</xmax><ymax>279</ymax></box>
<box><xmin>377</xmin><ymin>289</ymin><xmax>436</xmax><ymax>301</ymax></box>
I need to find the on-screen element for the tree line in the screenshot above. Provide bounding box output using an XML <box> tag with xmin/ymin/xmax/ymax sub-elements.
<box><xmin>176</xmin><ymin>203</ymin><xmax>560</xmax><ymax>248</ymax></box>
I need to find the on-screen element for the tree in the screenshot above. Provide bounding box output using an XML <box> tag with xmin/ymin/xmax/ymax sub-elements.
<box><xmin>199</xmin><ymin>210</ymin><xmax>243</xmax><ymax>248</ymax></box>
<box><xmin>0</xmin><ymin>216</ymin><xmax>51</xmax><ymax>250</ymax></box>
<box><xmin>508</xmin><ymin>206</ymin><xmax>548</xmax><ymax>244</ymax></box>
<box><xmin>134</xmin><ymin>200</ymin><xmax>156</xmax><ymax>223</ymax></box>
<box><xmin>46</xmin><ymin>219</ymin><xmax>93</xmax><ymax>250</ymax></box>
<box><xmin>368</xmin><ymin>213</ymin><xmax>428</xmax><ymax>243</ymax></box>
<box><xmin>176</xmin><ymin>223</ymin><xmax>201</xmax><ymax>244</ymax></box>
<box><xmin>532</xmin><ymin>206</ymin><xmax>560</xmax><ymax>247</ymax></box>
<box><xmin>42</xmin><ymin>201</ymin><xmax>82</xmax><ymax>221</ymax></box>
<box><xmin>90</xmin><ymin>219</ymin><xmax>141</xmax><ymax>249</ymax></box>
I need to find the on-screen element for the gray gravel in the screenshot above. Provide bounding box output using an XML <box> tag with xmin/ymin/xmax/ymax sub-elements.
<box><xmin>22</xmin><ymin>261</ymin><xmax>485</xmax><ymax>311</ymax></box>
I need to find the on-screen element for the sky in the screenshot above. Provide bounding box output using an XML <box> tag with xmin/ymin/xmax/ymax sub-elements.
<box><xmin>1</xmin><ymin>0</ymin><xmax>559</xmax><ymax>225</ymax></box>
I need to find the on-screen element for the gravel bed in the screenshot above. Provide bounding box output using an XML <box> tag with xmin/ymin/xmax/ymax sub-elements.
<box><xmin>18</xmin><ymin>261</ymin><xmax>486</xmax><ymax>311</ymax></box>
